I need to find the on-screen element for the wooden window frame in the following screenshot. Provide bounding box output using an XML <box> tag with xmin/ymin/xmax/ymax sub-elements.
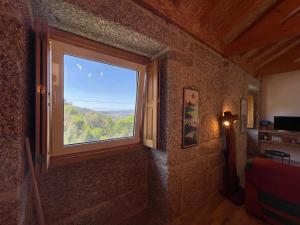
<box><xmin>247</xmin><ymin>94</ymin><xmax>256</xmax><ymax>129</ymax></box>
<box><xmin>35</xmin><ymin>22</ymin><xmax>160</xmax><ymax>170</ymax></box>
<box><xmin>51</xmin><ymin>39</ymin><xmax>146</xmax><ymax>156</ymax></box>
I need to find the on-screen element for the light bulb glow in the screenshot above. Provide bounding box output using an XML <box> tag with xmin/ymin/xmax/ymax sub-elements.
<box><xmin>223</xmin><ymin>121</ymin><xmax>230</xmax><ymax>127</ymax></box>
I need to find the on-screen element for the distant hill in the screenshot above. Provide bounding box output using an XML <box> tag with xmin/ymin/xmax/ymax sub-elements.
<box><xmin>101</xmin><ymin>110</ymin><xmax>135</xmax><ymax>119</ymax></box>
<box><xmin>64</xmin><ymin>103</ymin><xmax>135</xmax><ymax>145</ymax></box>
<box><xmin>101</xmin><ymin>110</ymin><xmax>134</xmax><ymax>115</ymax></box>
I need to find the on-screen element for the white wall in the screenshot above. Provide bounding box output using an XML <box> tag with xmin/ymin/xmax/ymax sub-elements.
<box><xmin>261</xmin><ymin>70</ymin><xmax>300</xmax><ymax>121</ymax></box>
<box><xmin>261</xmin><ymin>71</ymin><xmax>300</xmax><ymax>163</ymax></box>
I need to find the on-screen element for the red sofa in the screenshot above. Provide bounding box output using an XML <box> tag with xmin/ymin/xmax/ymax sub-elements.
<box><xmin>245</xmin><ymin>158</ymin><xmax>300</xmax><ymax>225</ymax></box>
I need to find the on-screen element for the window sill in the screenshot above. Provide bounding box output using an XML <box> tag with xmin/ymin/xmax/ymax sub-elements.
<box><xmin>50</xmin><ymin>143</ymin><xmax>146</xmax><ymax>168</ymax></box>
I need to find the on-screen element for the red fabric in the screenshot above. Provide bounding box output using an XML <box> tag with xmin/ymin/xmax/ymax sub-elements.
<box><xmin>245</xmin><ymin>158</ymin><xmax>300</xmax><ymax>224</ymax></box>
<box><xmin>246</xmin><ymin>158</ymin><xmax>300</xmax><ymax>204</ymax></box>
<box><xmin>245</xmin><ymin>177</ymin><xmax>261</xmax><ymax>217</ymax></box>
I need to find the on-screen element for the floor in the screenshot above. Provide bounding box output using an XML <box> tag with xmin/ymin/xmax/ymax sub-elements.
<box><xmin>184</xmin><ymin>198</ymin><xmax>267</xmax><ymax>225</ymax></box>
<box><xmin>120</xmin><ymin>195</ymin><xmax>267</xmax><ymax>225</ymax></box>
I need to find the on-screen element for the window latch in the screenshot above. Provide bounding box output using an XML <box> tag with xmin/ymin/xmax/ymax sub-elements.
<box><xmin>37</xmin><ymin>85</ymin><xmax>46</xmax><ymax>95</ymax></box>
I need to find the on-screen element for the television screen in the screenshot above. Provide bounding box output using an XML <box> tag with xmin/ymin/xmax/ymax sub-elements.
<box><xmin>274</xmin><ymin>116</ymin><xmax>300</xmax><ymax>132</ymax></box>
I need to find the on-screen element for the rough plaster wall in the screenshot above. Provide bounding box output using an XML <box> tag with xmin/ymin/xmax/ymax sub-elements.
<box><xmin>0</xmin><ymin>1</ymin><xmax>33</xmax><ymax>225</ymax></box>
<box><xmin>27</xmin><ymin>0</ymin><xmax>260</xmax><ymax>224</ymax></box>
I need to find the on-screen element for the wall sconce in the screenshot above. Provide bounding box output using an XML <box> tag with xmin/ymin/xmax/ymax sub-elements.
<box><xmin>223</xmin><ymin>120</ymin><xmax>230</xmax><ymax>127</ymax></box>
<box><xmin>221</xmin><ymin>111</ymin><xmax>238</xmax><ymax>128</ymax></box>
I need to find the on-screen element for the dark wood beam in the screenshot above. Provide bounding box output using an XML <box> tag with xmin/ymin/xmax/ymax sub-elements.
<box><xmin>255</xmin><ymin>37</ymin><xmax>300</xmax><ymax>69</ymax></box>
<box><xmin>256</xmin><ymin>42</ymin><xmax>300</xmax><ymax>76</ymax></box>
<box><xmin>219</xmin><ymin>0</ymin><xmax>276</xmax><ymax>44</ymax></box>
<box><xmin>225</xmin><ymin>0</ymin><xmax>300</xmax><ymax>56</ymax></box>
<box><xmin>198</xmin><ymin>0</ymin><xmax>222</xmax><ymax>23</ymax></box>
<box><xmin>217</xmin><ymin>0</ymin><xmax>263</xmax><ymax>37</ymax></box>
<box><xmin>257</xmin><ymin>63</ymin><xmax>300</xmax><ymax>77</ymax></box>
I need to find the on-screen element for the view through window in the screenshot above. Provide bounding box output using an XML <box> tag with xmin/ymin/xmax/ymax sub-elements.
<box><xmin>63</xmin><ymin>55</ymin><xmax>138</xmax><ymax>145</ymax></box>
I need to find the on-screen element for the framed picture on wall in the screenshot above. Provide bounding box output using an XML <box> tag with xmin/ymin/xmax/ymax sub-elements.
<box><xmin>182</xmin><ymin>88</ymin><xmax>199</xmax><ymax>148</ymax></box>
<box><xmin>240</xmin><ymin>98</ymin><xmax>247</xmax><ymax>133</ymax></box>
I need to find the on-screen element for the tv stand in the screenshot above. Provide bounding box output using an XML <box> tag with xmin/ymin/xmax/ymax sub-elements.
<box><xmin>258</xmin><ymin>130</ymin><xmax>300</xmax><ymax>163</ymax></box>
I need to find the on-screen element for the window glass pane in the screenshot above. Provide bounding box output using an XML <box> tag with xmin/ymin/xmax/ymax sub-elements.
<box><xmin>63</xmin><ymin>55</ymin><xmax>138</xmax><ymax>145</ymax></box>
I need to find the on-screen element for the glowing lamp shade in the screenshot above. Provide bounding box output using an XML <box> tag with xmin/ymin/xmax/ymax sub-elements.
<box><xmin>223</xmin><ymin>120</ymin><xmax>230</xmax><ymax>127</ymax></box>
<box><xmin>221</xmin><ymin>111</ymin><xmax>238</xmax><ymax>128</ymax></box>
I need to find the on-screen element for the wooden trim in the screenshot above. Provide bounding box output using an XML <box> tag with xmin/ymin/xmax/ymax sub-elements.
<box><xmin>34</xmin><ymin>18</ymin><xmax>42</xmax><ymax>176</ymax></box>
<box><xmin>49</xmin><ymin>27</ymin><xmax>150</xmax><ymax>65</ymax></box>
<box><xmin>50</xmin><ymin>143</ymin><xmax>146</xmax><ymax>167</ymax></box>
<box><xmin>156</xmin><ymin>60</ymin><xmax>161</xmax><ymax>149</ymax></box>
<box><xmin>50</xmin><ymin>39</ymin><xmax>146</xmax><ymax>156</ymax></box>
<box><xmin>143</xmin><ymin>60</ymin><xmax>159</xmax><ymax>149</ymax></box>
<box><xmin>41</xmin><ymin>21</ymin><xmax>50</xmax><ymax>173</ymax></box>
<box><xmin>25</xmin><ymin>138</ymin><xmax>46</xmax><ymax>225</ymax></box>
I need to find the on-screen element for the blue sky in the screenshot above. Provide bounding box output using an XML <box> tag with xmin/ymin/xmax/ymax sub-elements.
<box><xmin>64</xmin><ymin>55</ymin><xmax>137</xmax><ymax>111</ymax></box>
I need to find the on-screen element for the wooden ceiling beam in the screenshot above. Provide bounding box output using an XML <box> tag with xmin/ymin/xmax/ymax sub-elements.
<box><xmin>246</xmin><ymin>45</ymin><xmax>273</xmax><ymax>62</ymax></box>
<box><xmin>256</xmin><ymin>42</ymin><xmax>300</xmax><ymax>76</ymax></box>
<box><xmin>242</xmin><ymin>48</ymin><xmax>261</xmax><ymax>59</ymax></box>
<box><xmin>257</xmin><ymin>63</ymin><xmax>300</xmax><ymax>77</ymax></box>
<box><xmin>255</xmin><ymin>37</ymin><xmax>300</xmax><ymax>69</ymax></box>
<box><xmin>133</xmin><ymin>0</ymin><xmax>223</xmax><ymax>52</ymax></box>
<box><xmin>219</xmin><ymin>0</ymin><xmax>277</xmax><ymax>44</ymax></box>
<box><xmin>246</xmin><ymin>38</ymin><xmax>292</xmax><ymax>65</ymax></box>
<box><xmin>225</xmin><ymin>0</ymin><xmax>300</xmax><ymax>56</ymax></box>
<box><xmin>198</xmin><ymin>0</ymin><xmax>222</xmax><ymax>22</ymax></box>
<box><xmin>217</xmin><ymin>0</ymin><xmax>262</xmax><ymax>36</ymax></box>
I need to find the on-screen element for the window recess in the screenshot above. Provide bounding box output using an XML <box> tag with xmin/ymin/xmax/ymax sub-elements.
<box><xmin>34</xmin><ymin>19</ymin><xmax>160</xmax><ymax>172</ymax></box>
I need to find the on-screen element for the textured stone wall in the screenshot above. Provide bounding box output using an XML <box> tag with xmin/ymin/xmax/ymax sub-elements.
<box><xmin>0</xmin><ymin>1</ymin><xmax>33</xmax><ymax>225</ymax></box>
<box><xmin>223</xmin><ymin>65</ymin><xmax>260</xmax><ymax>186</ymax></box>
<box><xmin>1</xmin><ymin>0</ymin><xmax>261</xmax><ymax>224</ymax></box>
<box><xmin>38</xmin><ymin>150</ymin><xmax>147</xmax><ymax>225</ymax></box>
<box><xmin>31</xmin><ymin>0</ymin><xmax>259</xmax><ymax>224</ymax></box>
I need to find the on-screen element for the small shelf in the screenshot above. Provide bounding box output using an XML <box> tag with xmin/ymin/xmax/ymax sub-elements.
<box><xmin>259</xmin><ymin>140</ymin><xmax>300</xmax><ymax>148</ymax></box>
<box><xmin>259</xmin><ymin>129</ymin><xmax>300</xmax><ymax>137</ymax></box>
<box><xmin>258</xmin><ymin>130</ymin><xmax>300</xmax><ymax>151</ymax></box>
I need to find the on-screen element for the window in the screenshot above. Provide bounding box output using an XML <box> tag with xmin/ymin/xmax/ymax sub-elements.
<box><xmin>51</xmin><ymin>40</ymin><xmax>146</xmax><ymax>156</ymax></box>
<box><xmin>63</xmin><ymin>55</ymin><xmax>137</xmax><ymax>144</ymax></box>
<box><xmin>247</xmin><ymin>94</ymin><xmax>255</xmax><ymax>129</ymax></box>
<box><xmin>34</xmin><ymin>21</ymin><xmax>159</xmax><ymax>171</ymax></box>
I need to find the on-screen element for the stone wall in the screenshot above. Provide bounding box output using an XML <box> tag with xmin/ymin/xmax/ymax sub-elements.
<box><xmin>1</xmin><ymin>0</ymin><xmax>260</xmax><ymax>224</ymax></box>
<box><xmin>0</xmin><ymin>1</ymin><xmax>33</xmax><ymax>225</ymax></box>
<box><xmin>38</xmin><ymin>149</ymin><xmax>147</xmax><ymax>225</ymax></box>
<box><xmin>30</xmin><ymin>0</ymin><xmax>258</xmax><ymax>223</ymax></box>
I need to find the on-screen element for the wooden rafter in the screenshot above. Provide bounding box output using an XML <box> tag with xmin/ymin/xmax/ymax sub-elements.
<box><xmin>220</xmin><ymin>0</ymin><xmax>277</xmax><ymax>44</ymax></box>
<box><xmin>197</xmin><ymin>0</ymin><xmax>221</xmax><ymax>23</ymax></box>
<box><xmin>133</xmin><ymin>0</ymin><xmax>222</xmax><ymax>52</ymax></box>
<box><xmin>255</xmin><ymin>37</ymin><xmax>300</xmax><ymax>69</ymax></box>
<box><xmin>242</xmin><ymin>48</ymin><xmax>261</xmax><ymax>59</ymax></box>
<box><xmin>217</xmin><ymin>0</ymin><xmax>262</xmax><ymax>35</ymax></box>
<box><xmin>225</xmin><ymin>0</ymin><xmax>300</xmax><ymax>56</ymax></box>
<box><xmin>257</xmin><ymin>42</ymin><xmax>300</xmax><ymax>76</ymax></box>
<box><xmin>135</xmin><ymin>0</ymin><xmax>300</xmax><ymax>77</ymax></box>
